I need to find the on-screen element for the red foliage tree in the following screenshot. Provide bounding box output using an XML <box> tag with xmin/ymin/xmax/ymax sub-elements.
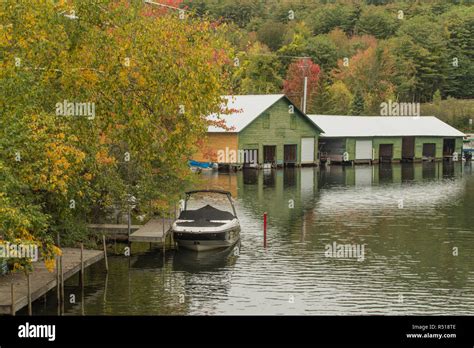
<box><xmin>283</xmin><ymin>59</ymin><xmax>321</xmax><ymax>113</ymax></box>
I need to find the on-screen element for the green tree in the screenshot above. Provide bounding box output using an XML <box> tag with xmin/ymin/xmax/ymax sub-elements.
<box><xmin>312</xmin><ymin>72</ymin><xmax>332</xmax><ymax>114</ymax></box>
<box><xmin>394</xmin><ymin>15</ymin><xmax>449</xmax><ymax>101</ymax></box>
<box><xmin>257</xmin><ymin>21</ymin><xmax>287</xmax><ymax>51</ymax></box>
<box><xmin>441</xmin><ymin>6</ymin><xmax>474</xmax><ymax>99</ymax></box>
<box><xmin>213</xmin><ymin>0</ymin><xmax>264</xmax><ymax>28</ymax></box>
<box><xmin>327</xmin><ymin>81</ymin><xmax>353</xmax><ymax>115</ymax></box>
<box><xmin>351</xmin><ymin>91</ymin><xmax>366</xmax><ymax>115</ymax></box>
<box><xmin>355</xmin><ymin>6</ymin><xmax>399</xmax><ymax>39</ymax></box>
<box><xmin>306</xmin><ymin>35</ymin><xmax>339</xmax><ymax>71</ymax></box>
<box><xmin>309</xmin><ymin>4</ymin><xmax>360</xmax><ymax>36</ymax></box>
<box><xmin>433</xmin><ymin>89</ymin><xmax>442</xmax><ymax>105</ymax></box>
<box><xmin>234</xmin><ymin>42</ymin><xmax>282</xmax><ymax>94</ymax></box>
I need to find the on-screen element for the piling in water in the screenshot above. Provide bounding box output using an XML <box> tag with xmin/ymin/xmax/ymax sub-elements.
<box><xmin>103</xmin><ymin>235</ymin><xmax>108</xmax><ymax>272</ymax></box>
<box><xmin>27</xmin><ymin>273</ymin><xmax>32</xmax><ymax>316</ymax></box>
<box><xmin>60</xmin><ymin>256</ymin><xmax>64</xmax><ymax>315</ymax></box>
<box><xmin>11</xmin><ymin>283</ymin><xmax>15</xmax><ymax>316</ymax></box>
<box><xmin>80</xmin><ymin>243</ymin><xmax>84</xmax><ymax>285</ymax></box>
<box><xmin>263</xmin><ymin>212</ymin><xmax>267</xmax><ymax>247</ymax></box>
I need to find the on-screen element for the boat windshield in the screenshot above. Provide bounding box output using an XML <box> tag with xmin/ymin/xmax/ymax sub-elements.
<box><xmin>182</xmin><ymin>191</ymin><xmax>236</xmax><ymax>219</ymax></box>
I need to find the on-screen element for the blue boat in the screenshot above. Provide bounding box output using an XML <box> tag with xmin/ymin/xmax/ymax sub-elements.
<box><xmin>189</xmin><ymin>160</ymin><xmax>212</xmax><ymax>169</ymax></box>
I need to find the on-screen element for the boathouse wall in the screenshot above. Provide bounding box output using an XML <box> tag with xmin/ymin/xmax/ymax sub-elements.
<box><xmin>192</xmin><ymin>133</ymin><xmax>239</xmax><ymax>163</ymax></box>
<box><xmin>238</xmin><ymin>98</ymin><xmax>321</xmax><ymax>166</ymax></box>
<box><xmin>328</xmin><ymin>136</ymin><xmax>463</xmax><ymax>163</ymax></box>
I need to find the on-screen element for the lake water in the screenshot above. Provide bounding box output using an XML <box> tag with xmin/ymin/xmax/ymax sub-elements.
<box><xmin>31</xmin><ymin>162</ymin><xmax>474</xmax><ymax>315</ymax></box>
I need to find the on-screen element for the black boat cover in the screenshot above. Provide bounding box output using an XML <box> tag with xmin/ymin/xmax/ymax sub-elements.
<box><xmin>179</xmin><ymin>204</ymin><xmax>235</xmax><ymax>221</ymax></box>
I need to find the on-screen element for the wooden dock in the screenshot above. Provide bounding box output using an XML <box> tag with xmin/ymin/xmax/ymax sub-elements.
<box><xmin>128</xmin><ymin>218</ymin><xmax>174</xmax><ymax>243</ymax></box>
<box><xmin>0</xmin><ymin>248</ymin><xmax>104</xmax><ymax>315</ymax></box>
<box><xmin>87</xmin><ymin>223</ymin><xmax>142</xmax><ymax>240</ymax></box>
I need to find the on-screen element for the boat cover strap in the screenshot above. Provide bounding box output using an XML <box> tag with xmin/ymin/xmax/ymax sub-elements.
<box><xmin>176</xmin><ymin>221</ymin><xmax>226</xmax><ymax>227</ymax></box>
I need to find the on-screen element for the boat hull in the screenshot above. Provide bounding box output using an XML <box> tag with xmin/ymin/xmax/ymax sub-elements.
<box><xmin>173</xmin><ymin>226</ymin><xmax>240</xmax><ymax>251</ymax></box>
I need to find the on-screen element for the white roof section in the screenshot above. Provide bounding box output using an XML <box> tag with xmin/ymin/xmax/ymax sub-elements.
<box><xmin>207</xmin><ymin>94</ymin><xmax>285</xmax><ymax>132</ymax></box>
<box><xmin>308</xmin><ymin>115</ymin><xmax>465</xmax><ymax>138</ymax></box>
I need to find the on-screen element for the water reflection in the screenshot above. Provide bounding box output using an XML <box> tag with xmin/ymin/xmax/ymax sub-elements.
<box><xmin>173</xmin><ymin>243</ymin><xmax>239</xmax><ymax>273</ymax></box>
<box><xmin>32</xmin><ymin>162</ymin><xmax>474</xmax><ymax>315</ymax></box>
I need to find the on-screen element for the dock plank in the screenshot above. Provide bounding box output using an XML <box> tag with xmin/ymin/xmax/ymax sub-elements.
<box><xmin>129</xmin><ymin>218</ymin><xmax>174</xmax><ymax>242</ymax></box>
<box><xmin>0</xmin><ymin>248</ymin><xmax>104</xmax><ymax>315</ymax></box>
<box><xmin>87</xmin><ymin>223</ymin><xmax>142</xmax><ymax>230</ymax></box>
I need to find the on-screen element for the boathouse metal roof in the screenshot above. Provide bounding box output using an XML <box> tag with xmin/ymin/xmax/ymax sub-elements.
<box><xmin>207</xmin><ymin>94</ymin><xmax>322</xmax><ymax>133</ymax></box>
<box><xmin>207</xmin><ymin>94</ymin><xmax>284</xmax><ymax>132</ymax></box>
<box><xmin>307</xmin><ymin>115</ymin><xmax>465</xmax><ymax>138</ymax></box>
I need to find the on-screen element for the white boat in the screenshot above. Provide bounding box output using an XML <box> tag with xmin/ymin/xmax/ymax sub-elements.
<box><xmin>172</xmin><ymin>190</ymin><xmax>241</xmax><ymax>251</ymax></box>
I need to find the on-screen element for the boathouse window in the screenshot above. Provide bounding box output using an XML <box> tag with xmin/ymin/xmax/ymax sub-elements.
<box><xmin>290</xmin><ymin>114</ymin><xmax>297</xmax><ymax>129</ymax></box>
<box><xmin>262</xmin><ymin>113</ymin><xmax>270</xmax><ymax>129</ymax></box>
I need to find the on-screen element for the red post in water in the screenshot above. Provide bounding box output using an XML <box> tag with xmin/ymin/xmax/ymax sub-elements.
<box><xmin>263</xmin><ymin>212</ymin><xmax>267</xmax><ymax>247</ymax></box>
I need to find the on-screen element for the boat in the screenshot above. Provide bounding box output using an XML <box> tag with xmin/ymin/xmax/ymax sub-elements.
<box><xmin>188</xmin><ymin>160</ymin><xmax>217</xmax><ymax>173</ymax></box>
<box><xmin>171</xmin><ymin>190</ymin><xmax>241</xmax><ymax>251</ymax></box>
<box><xmin>463</xmin><ymin>134</ymin><xmax>474</xmax><ymax>161</ymax></box>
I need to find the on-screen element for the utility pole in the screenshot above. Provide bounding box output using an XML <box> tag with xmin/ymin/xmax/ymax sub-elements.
<box><xmin>303</xmin><ymin>76</ymin><xmax>308</xmax><ymax>114</ymax></box>
<box><xmin>299</xmin><ymin>57</ymin><xmax>310</xmax><ymax>114</ymax></box>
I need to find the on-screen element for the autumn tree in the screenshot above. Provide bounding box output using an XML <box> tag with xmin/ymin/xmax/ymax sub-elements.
<box><xmin>332</xmin><ymin>44</ymin><xmax>395</xmax><ymax>114</ymax></box>
<box><xmin>283</xmin><ymin>58</ymin><xmax>321</xmax><ymax>113</ymax></box>
<box><xmin>0</xmin><ymin>0</ymin><xmax>232</xmax><ymax>271</ymax></box>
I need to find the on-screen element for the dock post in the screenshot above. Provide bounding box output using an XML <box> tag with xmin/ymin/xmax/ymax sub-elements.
<box><xmin>60</xmin><ymin>256</ymin><xmax>64</xmax><ymax>315</ymax></box>
<box><xmin>103</xmin><ymin>235</ymin><xmax>109</xmax><ymax>272</ymax></box>
<box><xmin>56</xmin><ymin>256</ymin><xmax>60</xmax><ymax>315</ymax></box>
<box><xmin>162</xmin><ymin>216</ymin><xmax>166</xmax><ymax>261</ymax></box>
<box><xmin>80</xmin><ymin>243</ymin><xmax>84</xmax><ymax>285</ymax></box>
<box><xmin>11</xmin><ymin>283</ymin><xmax>15</xmax><ymax>316</ymax></box>
<box><xmin>263</xmin><ymin>212</ymin><xmax>267</xmax><ymax>248</ymax></box>
<box><xmin>127</xmin><ymin>206</ymin><xmax>131</xmax><ymax>255</ymax></box>
<box><xmin>27</xmin><ymin>272</ymin><xmax>32</xmax><ymax>316</ymax></box>
<box><xmin>127</xmin><ymin>206</ymin><xmax>131</xmax><ymax>239</ymax></box>
<box><xmin>81</xmin><ymin>277</ymin><xmax>85</xmax><ymax>316</ymax></box>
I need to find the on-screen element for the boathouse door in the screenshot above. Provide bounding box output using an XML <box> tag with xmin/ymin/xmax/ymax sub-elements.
<box><xmin>243</xmin><ymin>148</ymin><xmax>258</xmax><ymax>168</ymax></box>
<box><xmin>263</xmin><ymin>145</ymin><xmax>276</xmax><ymax>164</ymax></box>
<box><xmin>402</xmin><ymin>137</ymin><xmax>415</xmax><ymax>161</ymax></box>
<box><xmin>379</xmin><ymin>144</ymin><xmax>393</xmax><ymax>162</ymax></box>
<box><xmin>284</xmin><ymin>144</ymin><xmax>297</xmax><ymax>165</ymax></box>
<box><xmin>423</xmin><ymin>143</ymin><xmax>436</xmax><ymax>159</ymax></box>
<box><xmin>443</xmin><ymin>138</ymin><xmax>455</xmax><ymax>158</ymax></box>
<box><xmin>301</xmin><ymin>137</ymin><xmax>315</xmax><ymax>164</ymax></box>
<box><xmin>355</xmin><ymin>140</ymin><xmax>373</xmax><ymax>160</ymax></box>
